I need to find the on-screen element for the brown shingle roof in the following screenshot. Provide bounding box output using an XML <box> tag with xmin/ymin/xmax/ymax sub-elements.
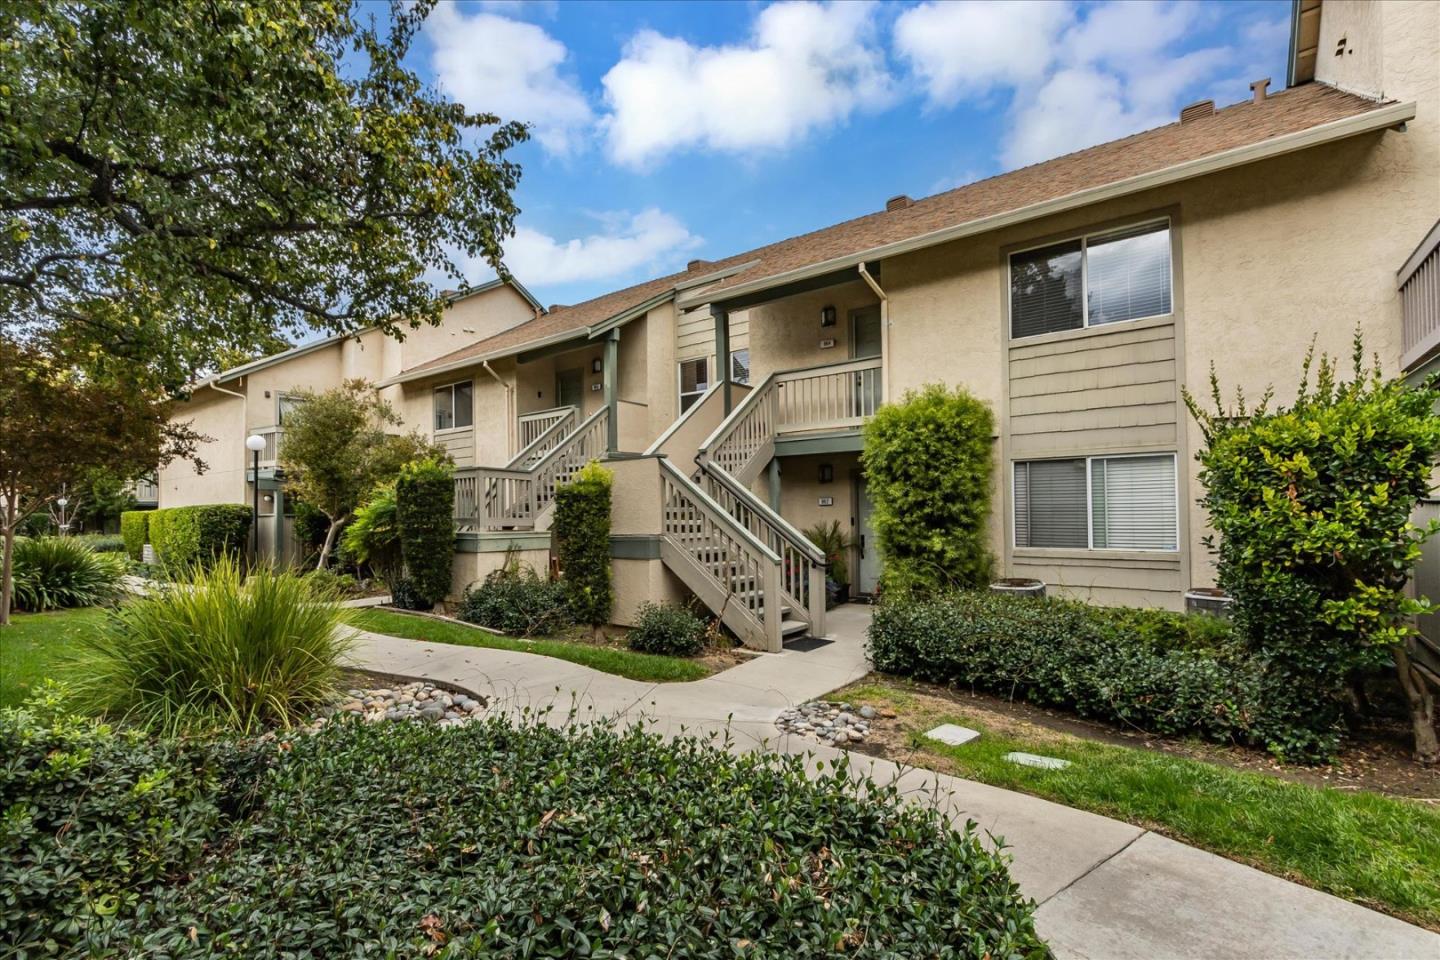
<box><xmin>404</xmin><ymin>83</ymin><xmax>1389</xmax><ymax>378</ymax></box>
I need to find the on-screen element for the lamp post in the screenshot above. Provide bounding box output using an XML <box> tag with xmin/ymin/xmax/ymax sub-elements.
<box><xmin>56</xmin><ymin>496</ymin><xmax>69</xmax><ymax>536</ymax></box>
<box><xmin>245</xmin><ymin>434</ymin><xmax>266</xmax><ymax>558</ymax></box>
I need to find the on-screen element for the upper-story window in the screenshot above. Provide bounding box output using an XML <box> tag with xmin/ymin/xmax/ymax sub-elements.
<box><xmin>1009</xmin><ymin>220</ymin><xmax>1172</xmax><ymax>339</ymax></box>
<box><xmin>276</xmin><ymin>394</ymin><xmax>304</xmax><ymax>425</ymax></box>
<box><xmin>678</xmin><ymin>357</ymin><xmax>709</xmax><ymax>413</ymax></box>
<box><xmin>433</xmin><ymin>380</ymin><xmax>473</xmax><ymax>431</ymax></box>
<box><xmin>730</xmin><ymin>349</ymin><xmax>751</xmax><ymax>385</ymax></box>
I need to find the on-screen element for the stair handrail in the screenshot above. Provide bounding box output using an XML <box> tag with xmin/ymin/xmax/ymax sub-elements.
<box><xmin>476</xmin><ymin>406</ymin><xmax>608</xmax><ymax>527</ymax></box>
<box><xmin>505</xmin><ymin>407</ymin><xmax>576</xmax><ymax>468</ymax></box>
<box><xmin>659</xmin><ymin>458</ymin><xmax>779</xmax><ymax>564</ymax></box>
<box><xmin>695</xmin><ymin>374</ymin><xmax>775</xmax><ymax>462</ymax></box>
<box><xmin>699</xmin><ymin>463</ymin><xmax>826</xmax><ymax>565</ymax></box>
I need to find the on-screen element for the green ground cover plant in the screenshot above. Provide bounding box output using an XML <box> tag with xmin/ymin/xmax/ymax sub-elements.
<box><xmin>354</xmin><ymin>608</ymin><xmax>709</xmax><ymax>683</ymax></box>
<box><xmin>10</xmin><ymin>536</ymin><xmax>127</xmax><ymax>612</ymax></box>
<box><xmin>73</xmin><ymin>558</ymin><xmax>351</xmax><ymax>735</ymax></box>
<box><xmin>1</xmin><ymin>700</ymin><xmax>1046</xmax><ymax>957</ymax></box>
<box><xmin>868</xmin><ymin>590</ymin><xmax>1286</xmax><ymax>746</ymax></box>
<box><xmin>860</xmin><ymin>383</ymin><xmax>995</xmax><ymax>594</ymax></box>
<box><xmin>0</xmin><ymin>607</ymin><xmax>107</xmax><ymax>707</ymax></box>
<box><xmin>840</xmin><ymin>678</ymin><xmax>1440</xmax><ymax>930</ymax></box>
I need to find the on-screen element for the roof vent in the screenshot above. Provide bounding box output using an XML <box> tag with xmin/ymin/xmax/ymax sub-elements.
<box><xmin>1249</xmin><ymin>77</ymin><xmax>1271</xmax><ymax>104</ymax></box>
<box><xmin>885</xmin><ymin>194</ymin><xmax>913</xmax><ymax>212</ymax></box>
<box><xmin>686</xmin><ymin>258</ymin><xmax>711</xmax><ymax>272</ymax></box>
<box><xmin>1179</xmin><ymin>99</ymin><xmax>1215</xmax><ymax>123</ymax></box>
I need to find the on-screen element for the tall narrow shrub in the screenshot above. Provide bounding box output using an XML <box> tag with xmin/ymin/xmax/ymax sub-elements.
<box><xmin>147</xmin><ymin>504</ymin><xmax>252</xmax><ymax>572</ymax></box>
<box><xmin>861</xmin><ymin>383</ymin><xmax>995</xmax><ymax>594</ymax></box>
<box><xmin>1188</xmin><ymin>336</ymin><xmax>1440</xmax><ymax>762</ymax></box>
<box><xmin>120</xmin><ymin>510</ymin><xmax>149</xmax><ymax>562</ymax></box>
<box><xmin>554</xmin><ymin>461</ymin><xmax>613</xmax><ymax>630</ymax></box>
<box><xmin>395</xmin><ymin>458</ymin><xmax>454</xmax><ymax>608</ymax></box>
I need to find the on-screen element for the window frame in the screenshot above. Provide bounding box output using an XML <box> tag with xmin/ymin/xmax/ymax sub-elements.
<box><xmin>729</xmin><ymin>348</ymin><xmax>751</xmax><ymax>386</ymax></box>
<box><xmin>1007</xmin><ymin>217</ymin><xmax>1173</xmax><ymax>341</ymax></box>
<box><xmin>432</xmin><ymin>378</ymin><xmax>474</xmax><ymax>433</ymax></box>
<box><xmin>677</xmin><ymin>357</ymin><xmax>710</xmax><ymax>414</ymax></box>
<box><xmin>1012</xmin><ymin>452</ymin><xmax>1179</xmax><ymax>553</ymax></box>
<box><xmin>275</xmin><ymin>393</ymin><xmax>304</xmax><ymax>426</ymax></box>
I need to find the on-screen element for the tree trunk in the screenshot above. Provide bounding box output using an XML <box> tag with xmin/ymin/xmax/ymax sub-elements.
<box><xmin>316</xmin><ymin>516</ymin><xmax>344</xmax><ymax>571</ymax></box>
<box><xmin>1</xmin><ymin>493</ymin><xmax>17</xmax><ymax>626</ymax></box>
<box><xmin>1394</xmin><ymin>643</ymin><xmax>1439</xmax><ymax>765</ymax></box>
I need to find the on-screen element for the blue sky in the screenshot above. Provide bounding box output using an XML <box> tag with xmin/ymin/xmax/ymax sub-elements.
<box><xmin>402</xmin><ymin>0</ymin><xmax>1292</xmax><ymax>308</ymax></box>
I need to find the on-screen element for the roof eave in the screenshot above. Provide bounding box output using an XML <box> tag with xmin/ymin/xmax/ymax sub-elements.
<box><xmin>678</xmin><ymin>101</ymin><xmax>1414</xmax><ymax>311</ymax></box>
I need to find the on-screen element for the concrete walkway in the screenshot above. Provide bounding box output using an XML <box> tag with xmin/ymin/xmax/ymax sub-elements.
<box><xmin>350</xmin><ymin>605</ymin><xmax>1439</xmax><ymax>959</ymax></box>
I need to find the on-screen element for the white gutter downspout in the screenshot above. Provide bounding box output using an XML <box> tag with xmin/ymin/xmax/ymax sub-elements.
<box><xmin>858</xmin><ymin>262</ymin><xmax>889</xmax><ymax>404</ymax></box>
<box><xmin>481</xmin><ymin>360</ymin><xmax>516</xmax><ymax>457</ymax></box>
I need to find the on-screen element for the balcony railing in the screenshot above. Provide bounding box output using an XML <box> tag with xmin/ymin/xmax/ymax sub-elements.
<box><xmin>1401</xmin><ymin>219</ymin><xmax>1440</xmax><ymax>371</ymax></box>
<box><xmin>252</xmin><ymin>425</ymin><xmax>283</xmax><ymax>467</ymax></box>
<box><xmin>518</xmin><ymin>406</ymin><xmax>576</xmax><ymax>449</ymax></box>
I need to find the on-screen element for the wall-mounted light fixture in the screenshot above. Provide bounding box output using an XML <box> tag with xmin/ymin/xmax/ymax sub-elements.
<box><xmin>818</xmin><ymin>463</ymin><xmax>834</xmax><ymax>484</ymax></box>
<box><xmin>820</xmin><ymin>305</ymin><xmax>837</xmax><ymax>327</ymax></box>
<box><xmin>592</xmin><ymin>358</ymin><xmax>603</xmax><ymax>373</ymax></box>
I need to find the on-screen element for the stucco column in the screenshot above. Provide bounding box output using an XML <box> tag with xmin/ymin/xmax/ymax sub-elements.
<box><xmin>603</xmin><ymin>328</ymin><xmax>620</xmax><ymax>455</ymax></box>
<box><xmin>711</xmin><ymin>303</ymin><xmax>731</xmax><ymax>414</ymax></box>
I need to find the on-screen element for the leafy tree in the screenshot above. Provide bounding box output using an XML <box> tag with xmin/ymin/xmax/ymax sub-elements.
<box><xmin>0</xmin><ymin>338</ymin><xmax>198</xmax><ymax>624</ymax></box>
<box><xmin>0</xmin><ymin>0</ymin><xmax>526</xmax><ymax>396</ymax></box>
<box><xmin>278</xmin><ymin>381</ymin><xmax>441</xmax><ymax>570</ymax></box>
<box><xmin>1187</xmin><ymin>337</ymin><xmax>1440</xmax><ymax>762</ymax></box>
<box><xmin>71</xmin><ymin>467</ymin><xmax>138</xmax><ymax>534</ymax></box>
<box><xmin>860</xmin><ymin>384</ymin><xmax>995</xmax><ymax>595</ymax></box>
<box><xmin>554</xmin><ymin>461</ymin><xmax>613</xmax><ymax>635</ymax></box>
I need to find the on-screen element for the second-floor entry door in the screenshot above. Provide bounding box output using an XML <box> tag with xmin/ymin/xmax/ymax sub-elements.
<box><xmin>850</xmin><ymin>306</ymin><xmax>882</xmax><ymax>360</ymax></box>
<box><xmin>556</xmin><ymin>368</ymin><xmax>584</xmax><ymax>409</ymax></box>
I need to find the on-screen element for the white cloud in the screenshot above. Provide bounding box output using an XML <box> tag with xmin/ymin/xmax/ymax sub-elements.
<box><xmin>893</xmin><ymin>1</ymin><xmax>1069</xmax><ymax>106</ymax></box>
<box><xmin>502</xmin><ymin>209</ymin><xmax>703</xmax><ymax>286</ymax></box>
<box><xmin>897</xmin><ymin>1</ymin><xmax>1267</xmax><ymax>169</ymax></box>
<box><xmin>600</xmin><ymin>1</ymin><xmax>895</xmax><ymax>168</ymax></box>
<box><xmin>425</xmin><ymin>6</ymin><xmax>592</xmax><ymax>155</ymax></box>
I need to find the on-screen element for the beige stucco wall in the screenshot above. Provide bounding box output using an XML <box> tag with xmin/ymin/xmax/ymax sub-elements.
<box><xmin>450</xmin><ymin>544</ymin><xmax>551</xmax><ymax>601</ymax></box>
<box><xmin>745</xmin><ymin>279</ymin><xmax>880</xmax><ymax>385</ymax></box>
<box><xmin>158</xmin><ymin>390</ymin><xmax>246</xmax><ymax>506</ymax></box>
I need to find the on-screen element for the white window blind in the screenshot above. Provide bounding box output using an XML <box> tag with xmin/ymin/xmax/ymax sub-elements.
<box><xmin>1091</xmin><ymin>455</ymin><xmax>1177</xmax><ymax>550</ymax></box>
<box><xmin>1014</xmin><ymin>454</ymin><xmax>1177</xmax><ymax>551</ymax></box>
<box><xmin>1009</xmin><ymin>219</ymin><xmax>1172</xmax><ymax>339</ymax></box>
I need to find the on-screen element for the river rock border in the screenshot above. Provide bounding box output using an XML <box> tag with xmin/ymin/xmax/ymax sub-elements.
<box><xmin>775</xmin><ymin>700</ymin><xmax>886</xmax><ymax>746</ymax></box>
<box><xmin>310</xmin><ymin>681</ymin><xmax>487</xmax><ymax>731</ymax></box>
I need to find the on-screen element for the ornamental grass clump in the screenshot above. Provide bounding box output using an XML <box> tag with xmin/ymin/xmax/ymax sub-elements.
<box><xmin>10</xmin><ymin>535</ymin><xmax>127</xmax><ymax>611</ymax></box>
<box><xmin>73</xmin><ymin>557</ymin><xmax>352</xmax><ymax>735</ymax></box>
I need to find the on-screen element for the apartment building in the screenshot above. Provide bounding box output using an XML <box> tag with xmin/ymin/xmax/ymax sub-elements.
<box><xmin>162</xmin><ymin>0</ymin><xmax>1439</xmax><ymax>652</ymax></box>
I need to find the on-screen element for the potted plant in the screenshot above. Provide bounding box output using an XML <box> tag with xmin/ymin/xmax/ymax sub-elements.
<box><xmin>804</xmin><ymin>520</ymin><xmax>855</xmax><ymax>607</ymax></box>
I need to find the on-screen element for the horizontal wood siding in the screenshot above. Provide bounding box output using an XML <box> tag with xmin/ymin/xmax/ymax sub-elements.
<box><xmin>677</xmin><ymin>307</ymin><xmax>750</xmax><ymax>362</ymax></box>
<box><xmin>1007</xmin><ymin>320</ymin><xmax>1178</xmax><ymax>458</ymax></box>
<box><xmin>436</xmin><ymin>429</ymin><xmax>475</xmax><ymax>468</ymax></box>
<box><xmin>1010</xmin><ymin>553</ymin><xmax>1183</xmax><ymax>609</ymax></box>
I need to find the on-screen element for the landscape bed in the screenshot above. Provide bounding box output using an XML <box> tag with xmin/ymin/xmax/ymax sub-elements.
<box><xmin>2</xmin><ymin>701</ymin><xmax>1047</xmax><ymax>958</ymax></box>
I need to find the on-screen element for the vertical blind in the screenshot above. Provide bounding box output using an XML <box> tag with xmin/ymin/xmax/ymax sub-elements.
<box><xmin>1010</xmin><ymin>220</ymin><xmax>1171</xmax><ymax>338</ymax></box>
<box><xmin>1015</xmin><ymin>454</ymin><xmax>1177</xmax><ymax>550</ymax></box>
<box><xmin>1090</xmin><ymin>455</ymin><xmax>1177</xmax><ymax>550</ymax></box>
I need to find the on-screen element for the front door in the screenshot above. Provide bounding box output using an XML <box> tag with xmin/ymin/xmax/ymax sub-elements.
<box><xmin>855</xmin><ymin>477</ymin><xmax>882</xmax><ymax>596</ymax></box>
<box><xmin>556</xmin><ymin>368</ymin><xmax>584</xmax><ymax>408</ymax></box>
<box><xmin>850</xmin><ymin>306</ymin><xmax>882</xmax><ymax>359</ymax></box>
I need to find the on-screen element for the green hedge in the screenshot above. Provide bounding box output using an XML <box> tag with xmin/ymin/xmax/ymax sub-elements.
<box><xmin>860</xmin><ymin>383</ymin><xmax>995</xmax><ymax>594</ymax></box>
<box><xmin>119</xmin><ymin>511</ymin><xmax>148</xmax><ymax>562</ymax></box>
<box><xmin>395</xmin><ymin>458</ymin><xmax>454</xmax><ymax>607</ymax></box>
<box><xmin>1</xmin><ymin>702</ymin><xmax>1044</xmax><ymax>957</ymax></box>
<box><xmin>554</xmin><ymin>461</ymin><xmax>613</xmax><ymax>627</ymax></box>
<box><xmin>867</xmin><ymin>590</ymin><xmax>1305</xmax><ymax>747</ymax></box>
<box><xmin>147</xmin><ymin>504</ymin><xmax>252</xmax><ymax>571</ymax></box>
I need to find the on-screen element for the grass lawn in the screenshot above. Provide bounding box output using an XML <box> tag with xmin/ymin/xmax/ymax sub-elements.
<box><xmin>0</xmin><ymin>607</ymin><xmax>109</xmax><ymax>708</ymax></box>
<box><xmin>351</xmin><ymin>609</ymin><xmax>711</xmax><ymax>684</ymax></box>
<box><xmin>837</xmin><ymin>677</ymin><xmax>1440</xmax><ymax>931</ymax></box>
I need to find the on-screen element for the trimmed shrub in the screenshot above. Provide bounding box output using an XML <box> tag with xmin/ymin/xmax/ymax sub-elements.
<box><xmin>861</xmin><ymin>383</ymin><xmax>995</xmax><ymax>594</ymax></box>
<box><xmin>89</xmin><ymin>718</ymin><xmax>1043</xmax><ymax>957</ymax></box>
<box><xmin>73</xmin><ymin>556</ymin><xmax>352</xmax><ymax>736</ymax></box>
<box><xmin>11</xmin><ymin>536</ymin><xmax>127</xmax><ymax>611</ymax></box>
<box><xmin>302</xmin><ymin>567</ymin><xmax>362</xmax><ymax>599</ymax></box>
<box><xmin>0</xmin><ymin>686</ymin><xmax>261</xmax><ymax>955</ymax></box>
<box><xmin>1188</xmin><ymin>339</ymin><xmax>1440</xmax><ymax>761</ymax></box>
<box><xmin>628</xmin><ymin>601</ymin><xmax>707</xmax><ymax>656</ymax></box>
<box><xmin>867</xmin><ymin>590</ymin><xmax>1290</xmax><ymax>745</ymax></box>
<box><xmin>147</xmin><ymin>503</ymin><xmax>252</xmax><ymax>572</ymax></box>
<box><xmin>388</xmin><ymin>576</ymin><xmax>429</xmax><ymax>611</ymax></box>
<box><xmin>395</xmin><ymin>458</ymin><xmax>454</xmax><ymax>608</ymax></box>
<box><xmin>119</xmin><ymin>510</ymin><xmax>148</xmax><ymax>561</ymax></box>
<box><xmin>554</xmin><ymin>460</ymin><xmax>613</xmax><ymax>628</ymax></box>
<box><xmin>75</xmin><ymin>533</ymin><xmax>126</xmax><ymax>554</ymax></box>
<box><xmin>457</xmin><ymin>562</ymin><xmax>571</xmax><ymax>637</ymax></box>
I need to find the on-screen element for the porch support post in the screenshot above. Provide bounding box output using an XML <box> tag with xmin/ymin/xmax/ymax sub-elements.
<box><xmin>273</xmin><ymin>485</ymin><xmax>286</xmax><ymax>567</ymax></box>
<box><xmin>603</xmin><ymin>328</ymin><xmax>620</xmax><ymax>456</ymax></box>
<box><xmin>767</xmin><ymin>457</ymin><xmax>781</xmax><ymax>512</ymax></box>
<box><xmin>711</xmin><ymin>303</ymin><xmax>731</xmax><ymax>414</ymax></box>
